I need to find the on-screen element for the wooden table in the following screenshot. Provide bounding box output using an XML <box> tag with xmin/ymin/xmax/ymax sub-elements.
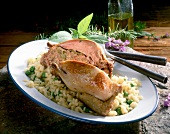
<box><xmin>134</xmin><ymin>27</ymin><xmax>170</xmax><ymax>62</ymax></box>
<box><xmin>0</xmin><ymin>31</ymin><xmax>39</xmax><ymax>69</ymax></box>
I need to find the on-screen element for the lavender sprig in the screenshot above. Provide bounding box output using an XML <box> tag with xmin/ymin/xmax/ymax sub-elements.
<box><xmin>161</xmin><ymin>33</ymin><xmax>170</xmax><ymax>38</ymax></box>
<box><xmin>105</xmin><ymin>37</ymin><xmax>130</xmax><ymax>52</ymax></box>
<box><xmin>153</xmin><ymin>33</ymin><xmax>170</xmax><ymax>42</ymax></box>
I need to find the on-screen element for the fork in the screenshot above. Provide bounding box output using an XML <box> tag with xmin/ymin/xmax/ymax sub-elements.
<box><xmin>99</xmin><ymin>44</ymin><xmax>168</xmax><ymax>84</ymax></box>
<box><xmin>107</xmin><ymin>50</ymin><xmax>167</xmax><ymax>66</ymax></box>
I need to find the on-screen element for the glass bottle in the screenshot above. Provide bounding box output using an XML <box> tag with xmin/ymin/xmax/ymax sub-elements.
<box><xmin>108</xmin><ymin>0</ymin><xmax>134</xmax><ymax>48</ymax></box>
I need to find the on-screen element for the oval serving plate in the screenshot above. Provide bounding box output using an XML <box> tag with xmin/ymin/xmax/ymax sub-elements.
<box><xmin>7</xmin><ymin>40</ymin><xmax>159</xmax><ymax>124</ymax></box>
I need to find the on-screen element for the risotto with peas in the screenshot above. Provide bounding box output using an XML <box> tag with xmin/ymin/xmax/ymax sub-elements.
<box><xmin>24</xmin><ymin>52</ymin><xmax>143</xmax><ymax>116</ymax></box>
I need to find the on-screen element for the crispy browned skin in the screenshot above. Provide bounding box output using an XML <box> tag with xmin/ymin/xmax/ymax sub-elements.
<box><xmin>41</xmin><ymin>39</ymin><xmax>114</xmax><ymax>77</ymax></box>
<box><xmin>52</xmin><ymin>60</ymin><xmax>122</xmax><ymax>101</ymax></box>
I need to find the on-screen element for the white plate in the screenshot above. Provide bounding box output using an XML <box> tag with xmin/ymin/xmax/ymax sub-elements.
<box><xmin>7</xmin><ymin>40</ymin><xmax>159</xmax><ymax>124</ymax></box>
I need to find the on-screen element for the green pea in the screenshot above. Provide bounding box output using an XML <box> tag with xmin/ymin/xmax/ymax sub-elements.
<box><xmin>130</xmin><ymin>83</ymin><xmax>135</xmax><ymax>87</ymax></box>
<box><xmin>54</xmin><ymin>77</ymin><xmax>59</xmax><ymax>80</ymax></box>
<box><xmin>116</xmin><ymin>107</ymin><xmax>122</xmax><ymax>115</ymax></box>
<box><xmin>123</xmin><ymin>91</ymin><xmax>129</xmax><ymax>97</ymax></box>
<box><xmin>25</xmin><ymin>70</ymin><xmax>31</xmax><ymax>76</ymax></box>
<box><xmin>51</xmin><ymin>92</ymin><xmax>55</xmax><ymax>98</ymax></box>
<box><xmin>85</xmin><ymin>107</ymin><xmax>90</xmax><ymax>113</ymax></box>
<box><xmin>80</xmin><ymin>106</ymin><xmax>84</xmax><ymax>109</ymax></box>
<box><xmin>41</xmin><ymin>72</ymin><xmax>46</xmax><ymax>78</ymax></box>
<box><xmin>126</xmin><ymin>99</ymin><xmax>133</xmax><ymax>105</ymax></box>
<box><xmin>30</xmin><ymin>74</ymin><xmax>36</xmax><ymax>81</ymax></box>
<box><xmin>30</xmin><ymin>66</ymin><xmax>35</xmax><ymax>72</ymax></box>
<box><xmin>58</xmin><ymin>90</ymin><xmax>62</xmax><ymax>96</ymax></box>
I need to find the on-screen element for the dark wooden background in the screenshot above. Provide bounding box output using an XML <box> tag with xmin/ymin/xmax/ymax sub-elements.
<box><xmin>1</xmin><ymin>0</ymin><xmax>170</xmax><ymax>32</ymax></box>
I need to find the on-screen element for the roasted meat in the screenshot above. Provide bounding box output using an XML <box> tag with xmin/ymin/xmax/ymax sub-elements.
<box><xmin>52</xmin><ymin>60</ymin><xmax>122</xmax><ymax>101</ymax></box>
<box><xmin>77</xmin><ymin>92</ymin><xmax>118</xmax><ymax>116</ymax></box>
<box><xmin>40</xmin><ymin>39</ymin><xmax>121</xmax><ymax>116</ymax></box>
<box><xmin>52</xmin><ymin>60</ymin><xmax>122</xmax><ymax>115</ymax></box>
<box><xmin>40</xmin><ymin>39</ymin><xmax>114</xmax><ymax>77</ymax></box>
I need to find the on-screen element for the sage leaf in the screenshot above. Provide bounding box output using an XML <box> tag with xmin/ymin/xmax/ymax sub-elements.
<box><xmin>49</xmin><ymin>37</ymin><xmax>72</xmax><ymax>43</ymax></box>
<box><xmin>48</xmin><ymin>31</ymin><xmax>72</xmax><ymax>43</ymax></box>
<box><xmin>78</xmin><ymin>13</ymin><xmax>93</xmax><ymax>35</ymax></box>
<box><xmin>86</xmin><ymin>35</ymin><xmax>108</xmax><ymax>44</ymax></box>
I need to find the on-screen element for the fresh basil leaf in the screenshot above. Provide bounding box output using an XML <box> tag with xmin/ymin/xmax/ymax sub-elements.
<box><xmin>69</xmin><ymin>28</ymin><xmax>79</xmax><ymax>39</ymax></box>
<box><xmin>78</xmin><ymin>13</ymin><xmax>93</xmax><ymax>35</ymax></box>
<box><xmin>78</xmin><ymin>35</ymin><xmax>87</xmax><ymax>39</ymax></box>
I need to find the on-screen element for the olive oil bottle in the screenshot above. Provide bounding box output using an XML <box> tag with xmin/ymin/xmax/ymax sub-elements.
<box><xmin>108</xmin><ymin>0</ymin><xmax>134</xmax><ymax>48</ymax></box>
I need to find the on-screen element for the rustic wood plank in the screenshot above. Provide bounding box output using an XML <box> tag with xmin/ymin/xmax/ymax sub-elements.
<box><xmin>134</xmin><ymin>27</ymin><xmax>170</xmax><ymax>62</ymax></box>
<box><xmin>0</xmin><ymin>55</ymin><xmax>9</xmax><ymax>62</ymax></box>
<box><xmin>134</xmin><ymin>39</ymin><xmax>170</xmax><ymax>47</ymax></box>
<box><xmin>0</xmin><ymin>46</ymin><xmax>17</xmax><ymax>55</ymax></box>
<box><xmin>0</xmin><ymin>31</ymin><xmax>39</xmax><ymax>45</ymax></box>
<box><xmin>0</xmin><ymin>63</ymin><xmax>6</xmax><ymax>69</ymax></box>
<box><xmin>0</xmin><ymin>31</ymin><xmax>40</xmax><ymax>68</ymax></box>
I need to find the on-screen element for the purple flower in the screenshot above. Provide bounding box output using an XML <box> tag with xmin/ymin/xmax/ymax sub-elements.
<box><xmin>163</xmin><ymin>93</ymin><xmax>170</xmax><ymax>107</ymax></box>
<box><xmin>112</xmin><ymin>44</ymin><xmax>119</xmax><ymax>50</ymax></box>
<box><xmin>167</xmin><ymin>93</ymin><xmax>170</xmax><ymax>100</ymax></box>
<box><xmin>119</xmin><ymin>46</ymin><xmax>126</xmax><ymax>52</ymax></box>
<box><xmin>123</xmin><ymin>40</ymin><xmax>130</xmax><ymax>46</ymax></box>
<box><xmin>110</xmin><ymin>42</ymin><xmax>115</xmax><ymax>47</ymax></box>
<box><xmin>105</xmin><ymin>42</ymin><xmax>111</xmax><ymax>49</ymax></box>
<box><xmin>162</xmin><ymin>33</ymin><xmax>170</xmax><ymax>38</ymax></box>
<box><xmin>105</xmin><ymin>38</ymin><xmax>130</xmax><ymax>52</ymax></box>
<box><xmin>164</xmin><ymin>99</ymin><xmax>170</xmax><ymax>107</ymax></box>
<box><xmin>165</xmin><ymin>33</ymin><xmax>170</xmax><ymax>38</ymax></box>
<box><xmin>108</xmin><ymin>37</ymin><xmax>113</xmax><ymax>42</ymax></box>
<box><xmin>114</xmin><ymin>39</ymin><xmax>122</xmax><ymax>44</ymax></box>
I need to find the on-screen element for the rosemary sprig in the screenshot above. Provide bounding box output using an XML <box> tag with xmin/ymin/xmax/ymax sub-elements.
<box><xmin>108</xmin><ymin>28</ymin><xmax>137</xmax><ymax>41</ymax></box>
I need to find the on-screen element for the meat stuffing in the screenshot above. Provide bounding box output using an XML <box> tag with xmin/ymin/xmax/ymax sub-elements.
<box><xmin>40</xmin><ymin>39</ymin><xmax>114</xmax><ymax>77</ymax></box>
